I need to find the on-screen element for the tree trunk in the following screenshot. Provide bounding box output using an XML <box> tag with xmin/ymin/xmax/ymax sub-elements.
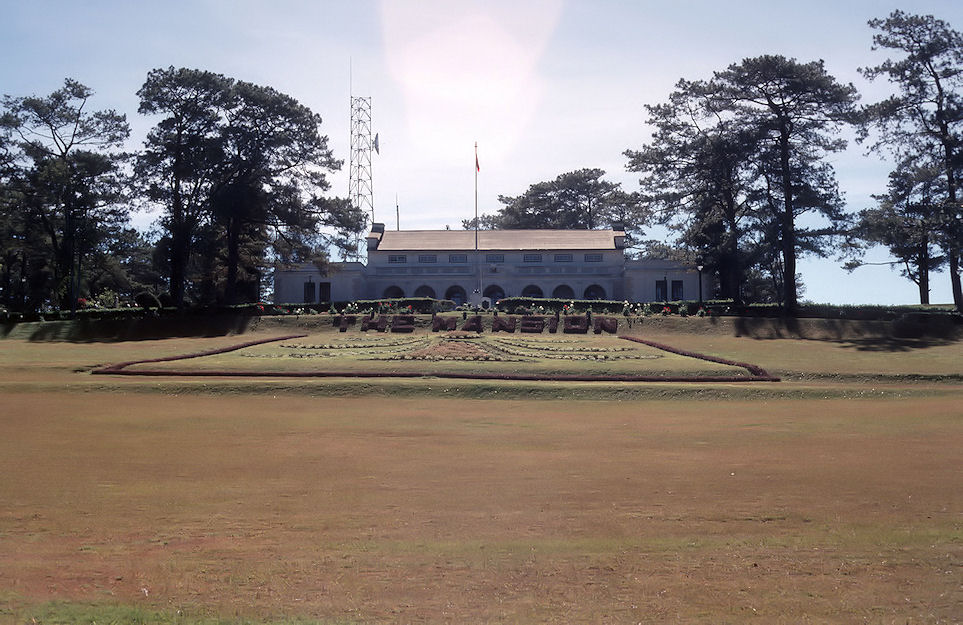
<box><xmin>778</xmin><ymin>125</ymin><xmax>797</xmax><ymax>316</ymax></box>
<box><xmin>169</xmin><ymin>221</ymin><xmax>189</xmax><ymax>308</ymax></box>
<box><xmin>225</xmin><ymin>216</ymin><xmax>241</xmax><ymax>304</ymax></box>
<box><xmin>917</xmin><ymin>247</ymin><xmax>930</xmax><ymax>305</ymax></box>
<box><xmin>949</xmin><ymin>248</ymin><xmax>962</xmax><ymax>311</ymax></box>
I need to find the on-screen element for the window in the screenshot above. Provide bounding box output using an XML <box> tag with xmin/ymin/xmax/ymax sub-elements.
<box><xmin>303</xmin><ymin>281</ymin><xmax>315</xmax><ymax>303</ymax></box>
<box><xmin>584</xmin><ymin>253</ymin><xmax>603</xmax><ymax>263</ymax></box>
<box><xmin>388</xmin><ymin>255</ymin><xmax>407</xmax><ymax>264</ymax></box>
<box><xmin>449</xmin><ymin>254</ymin><xmax>468</xmax><ymax>263</ymax></box>
<box><xmin>671</xmin><ymin>280</ymin><xmax>684</xmax><ymax>301</ymax></box>
<box><xmin>486</xmin><ymin>253</ymin><xmax>504</xmax><ymax>263</ymax></box>
<box><xmin>418</xmin><ymin>254</ymin><xmax>437</xmax><ymax>263</ymax></box>
<box><xmin>523</xmin><ymin>254</ymin><xmax>542</xmax><ymax>263</ymax></box>
<box><xmin>655</xmin><ymin>279</ymin><xmax>667</xmax><ymax>301</ymax></box>
<box><xmin>554</xmin><ymin>254</ymin><xmax>573</xmax><ymax>263</ymax></box>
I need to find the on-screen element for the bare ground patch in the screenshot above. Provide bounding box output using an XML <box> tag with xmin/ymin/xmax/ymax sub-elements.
<box><xmin>0</xmin><ymin>393</ymin><xmax>960</xmax><ymax>623</ymax></box>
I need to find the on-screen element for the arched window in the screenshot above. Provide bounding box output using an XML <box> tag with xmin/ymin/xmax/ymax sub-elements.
<box><xmin>382</xmin><ymin>285</ymin><xmax>405</xmax><ymax>299</ymax></box>
<box><xmin>483</xmin><ymin>285</ymin><xmax>505</xmax><ymax>301</ymax></box>
<box><xmin>552</xmin><ymin>284</ymin><xmax>575</xmax><ymax>299</ymax></box>
<box><xmin>444</xmin><ymin>285</ymin><xmax>467</xmax><ymax>305</ymax></box>
<box><xmin>521</xmin><ymin>284</ymin><xmax>544</xmax><ymax>298</ymax></box>
<box><xmin>413</xmin><ymin>285</ymin><xmax>436</xmax><ymax>298</ymax></box>
<box><xmin>583</xmin><ymin>284</ymin><xmax>606</xmax><ymax>300</ymax></box>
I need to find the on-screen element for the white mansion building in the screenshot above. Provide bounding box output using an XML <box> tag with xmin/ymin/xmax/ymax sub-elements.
<box><xmin>274</xmin><ymin>223</ymin><xmax>702</xmax><ymax>306</ymax></box>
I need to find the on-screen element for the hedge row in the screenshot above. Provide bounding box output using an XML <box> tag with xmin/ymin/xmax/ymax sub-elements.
<box><xmin>3</xmin><ymin>297</ymin><xmax>959</xmax><ymax>324</ymax></box>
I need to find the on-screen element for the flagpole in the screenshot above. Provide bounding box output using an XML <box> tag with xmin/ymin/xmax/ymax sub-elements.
<box><xmin>474</xmin><ymin>142</ymin><xmax>481</xmax><ymax>306</ymax></box>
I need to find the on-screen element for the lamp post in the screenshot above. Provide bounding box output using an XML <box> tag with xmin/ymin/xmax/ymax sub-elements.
<box><xmin>696</xmin><ymin>264</ymin><xmax>704</xmax><ymax>306</ymax></box>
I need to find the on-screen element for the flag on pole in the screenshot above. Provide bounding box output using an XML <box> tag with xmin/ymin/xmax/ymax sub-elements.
<box><xmin>475</xmin><ymin>144</ymin><xmax>479</xmax><ymax>172</ymax></box>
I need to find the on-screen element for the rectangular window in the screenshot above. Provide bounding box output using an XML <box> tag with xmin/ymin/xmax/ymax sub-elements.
<box><xmin>418</xmin><ymin>254</ymin><xmax>437</xmax><ymax>263</ymax></box>
<box><xmin>554</xmin><ymin>254</ymin><xmax>573</xmax><ymax>263</ymax></box>
<box><xmin>671</xmin><ymin>280</ymin><xmax>684</xmax><ymax>301</ymax></box>
<box><xmin>303</xmin><ymin>281</ymin><xmax>315</xmax><ymax>304</ymax></box>
<box><xmin>485</xmin><ymin>253</ymin><xmax>504</xmax><ymax>263</ymax></box>
<box><xmin>523</xmin><ymin>254</ymin><xmax>542</xmax><ymax>263</ymax></box>
<box><xmin>655</xmin><ymin>279</ymin><xmax>667</xmax><ymax>302</ymax></box>
<box><xmin>388</xmin><ymin>255</ymin><xmax>407</xmax><ymax>264</ymax></box>
<box><xmin>448</xmin><ymin>254</ymin><xmax>468</xmax><ymax>264</ymax></box>
<box><xmin>584</xmin><ymin>253</ymin><xmax>603</xmax><ymax>262</ymax></box>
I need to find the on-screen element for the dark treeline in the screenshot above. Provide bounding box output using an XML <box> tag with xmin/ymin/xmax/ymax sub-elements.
<box><xmin>2</xmin><ymin>11</ymin><xmax>961</xmax><ymax>315</ymax></box>
<box><xmin>0</xmin><ymin>67</ymin><xmax>366</xmax><ymax>314</ymax></box>
<box><xmin>468</xmin><ymin>11</ymin><xmax>963</xmax><ymax>313</ymax></box>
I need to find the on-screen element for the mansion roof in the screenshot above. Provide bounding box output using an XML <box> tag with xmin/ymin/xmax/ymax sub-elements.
<box><xmin>370</xmin><ymin>228</ymin><xmax>626</xmax><ymax>252</ymax></box>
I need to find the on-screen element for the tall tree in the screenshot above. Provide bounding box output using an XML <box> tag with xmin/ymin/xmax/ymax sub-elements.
<box><xmin>860</xmin><ymin>10</ymin><xmax>963</xmax><ymax>310</ymax></box>
<box><xmin>849</xmin><ymin>157</ymin><xmax>946</xmax><ymax>304</ymax></box>
<box><xmin>137</xmin><ymin>67</ymin><xmax>232</xmax><ymax>307</ymax></box>
<box><xmin>626</xmin><ymin>78</ymin><xmax>763</xmax><ymax>301</ymax></box>
<box><xmin>210</xmin><ymin>79</ymin><xmax>344</xmax><ymax>303</ymax></box>
<box><xmin>1</xmin><ymin>79</ymin><xmax>130</xmax><ymax>312</ymax></box>
<box><xmin>473</xmin><ymin>169</ymin><xmax>645</xmax><ymax>242</ymax></box>
<box><xmin>137</xmin><ymin>68</ymin><xmax>362</xmax><ymax>305</ymax></box>
<box><xmin>707</xmin><ymin>55</ymin><xmax>858</xmax><ymax>314</ymax></box>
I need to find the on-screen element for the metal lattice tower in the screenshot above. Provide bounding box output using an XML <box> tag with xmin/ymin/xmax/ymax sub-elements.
<box><xmin>349</xmin><ymin>96</ymin><xmax>374</xmax><ymax>222</ymax></box>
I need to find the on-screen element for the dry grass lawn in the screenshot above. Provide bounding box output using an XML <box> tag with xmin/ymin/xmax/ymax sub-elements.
<box><xmin>0</xmin><ymin>326</ymin><xmax>960</xmax><ymax>623</ymax></box>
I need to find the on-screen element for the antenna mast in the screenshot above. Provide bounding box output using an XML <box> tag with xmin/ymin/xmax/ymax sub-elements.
<box><xmin>349</xmin><ymin>94</ymin><xmax>375</xmax><ymax>223</ymax></box>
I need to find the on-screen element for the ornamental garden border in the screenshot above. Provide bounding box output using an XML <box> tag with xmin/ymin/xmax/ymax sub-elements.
<box><xmin>92</xmin><ymin>330</ymin><xmax>779</xmax><ymax>383</ymax></box>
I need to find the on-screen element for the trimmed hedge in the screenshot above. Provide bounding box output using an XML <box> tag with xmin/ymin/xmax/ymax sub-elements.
<box><xmin>2</xmin><ymin>297</ymin><xmax>959</xmax><ymax>325</ymax></box>
<box><xmin>496</xmin><ymin>297</ymin><xmax>627</xmax><ymax>314</ymax></box>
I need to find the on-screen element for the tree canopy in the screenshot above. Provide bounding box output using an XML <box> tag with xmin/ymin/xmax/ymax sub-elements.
<box><xmin>465</xmin><ymin>168</ymin><xmax>646</xmax><ymax>248</ymax></box>
<box><xmin>0</xmin><ymin>79</ymin><xmax>132</xmax><ymax>312</ymax></box>
<box><xmin>628</xmin><ymin>55</ymin><xmax>858</xmax><ymax>311</ymax></box>
<box><xmin>859</xmin><ymin>10</ymin><xmax>963</xmax><ymax>310</ymax></box>
<box><xmin>137</xmin><ymin>67</ymin><xmax>364</xmax><ymax>306</ymax></box>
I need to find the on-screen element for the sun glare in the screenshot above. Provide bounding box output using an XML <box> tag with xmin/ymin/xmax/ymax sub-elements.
<box><xmin>380</xmin><ymin>0</ymin><xmax>562</xmax><ymax>161</ymax></box>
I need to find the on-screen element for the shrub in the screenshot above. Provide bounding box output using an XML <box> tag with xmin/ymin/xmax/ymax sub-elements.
<box><xmin>492</xmin><ymin>316</ymin><xmax>516</xmax><ymax>332</ymax></box>
<box><xmin>520</xmin><ymin>316</ymin><xmax>546</xmax><ymax>333</ymax></box>
<box><xmin>462</xmin><ymin>315</ymin><xmax>483</xmax><ymax>332</ymax></box>
<box><xmin>563</xmin><ymin>315</ymin><xmax>589</xmax><ymax>334</ymax></box>
<box><xmin>134</xmin><ymin>291</ymin><xmax>162</xmax><ymax>310</ymax></box>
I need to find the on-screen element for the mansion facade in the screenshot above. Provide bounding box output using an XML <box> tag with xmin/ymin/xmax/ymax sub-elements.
<box><xmin>274</xmin><ymin>223</ymin><xmax>702</xmax><ymax>306</ymax></box>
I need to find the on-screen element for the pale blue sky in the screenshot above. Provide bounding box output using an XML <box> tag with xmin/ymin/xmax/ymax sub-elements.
<box><xmin>2</xmin><ymin>0</ymin><xmax>962</xmax><ymax>304</ymax></box>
